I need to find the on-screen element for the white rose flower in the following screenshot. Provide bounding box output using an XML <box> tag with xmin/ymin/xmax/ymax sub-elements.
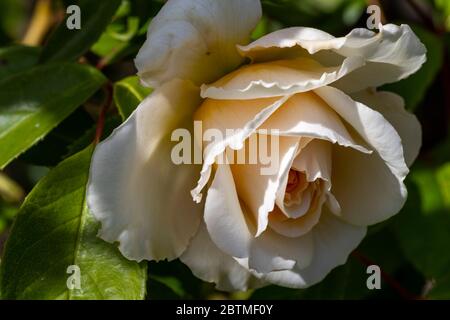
<box><xmin>87</xmin><ymin>0</ymin><xmax>426</xmax><ymax>291</ymax></box>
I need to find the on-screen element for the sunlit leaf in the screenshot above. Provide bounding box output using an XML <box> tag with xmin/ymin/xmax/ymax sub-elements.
<box><xmin>0</xmin><ymin>147</ymin><xmax>147</xmax><ymax>299</ymax></box>
<box><xmin>114</xmin><ymin>76</ymin><xmax>152</xmax><ymax>121</ymax></box>
<box><xmin>0</xmin><ymin>45</ymin><xmax>40</xmax><ymax>80</ymax></box>
<box><xmin>393</xmin><ymin>173</ymin><xmax>450</xmax><ymax>279</ymax></box>
<box><xmin>0</xmin><ymin>63</ymin><xmax>106</xmax><ymax>169</ymax></box>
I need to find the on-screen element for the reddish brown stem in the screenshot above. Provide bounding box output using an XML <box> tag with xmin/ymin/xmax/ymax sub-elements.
<box><xmin>96</xmin><ymin>58</ymin><xmax>109</xmax><ymax>71</ymax></box>
<box><xmin>94</xmin><ymin>82</ymin><xmax>113</xmax><ymax>145</ymax></box>
<box><xmin>351</xmin><ymin>250</ymin><xmax>422</xmax><ymax>300</ymax></box>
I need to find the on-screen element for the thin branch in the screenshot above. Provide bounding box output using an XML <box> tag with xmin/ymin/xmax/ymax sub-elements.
<box><xmin>96</xmin><ymin>43</ymin><xmax>127</xmax><ymax>70</ymax></box>
<box><xmin>351</xmin><ymin>250</ymin><xmax>422</xmax><ymax>300</ymax></box>
<box><xmin>94</xmin><ymin>83</ymin><xmax>113</xmax><ymax>145</ymax></box>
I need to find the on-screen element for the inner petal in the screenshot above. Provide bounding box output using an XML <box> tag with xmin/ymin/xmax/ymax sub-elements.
<box><xmin>269</xmin><ymin>140</ymin><xmax>338</xmax><ymax>237</ymax></box>
<box><xmin>276</xmin><ymin>139</ymin><xmax>332</xmax><ymax>220</ymax></box>
<box><xmin>230</xmin><ymin>135</ymin><xmax>300</xmax><ymax>236</ymax></box>
<box><xmin>285</xmin><ymin>170</ymin><xmax>307</xmax><ymax>194</ymax></box>
<box><xmin>269</xmin><ymin>180</ymin><xmax>326</xmax><ymax>238</ymax></box>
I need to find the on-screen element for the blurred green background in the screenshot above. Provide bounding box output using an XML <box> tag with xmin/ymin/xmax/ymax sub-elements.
<box><xmin>0</xmin><ymin>0</ymin><xmax>449</xmax><ymax>300</ymax></box>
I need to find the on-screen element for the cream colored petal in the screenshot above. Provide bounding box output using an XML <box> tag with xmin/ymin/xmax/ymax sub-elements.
<box><xmin>275</xmin><ymin>139</ymin><xmax>332</xmax><ymax>220</ymax></box>
<box><xmin>135</xmin><ymin>0</ymin><xmax>262</xmax><ymax>87</ymax></box>
<box><xmin>87</xmin><ymin>80</ymin><xmax>203</xmax><ymax>262</ymax></box>
<box><xmin>201</xmin><ymin>56</ymin><xmax>364</xmax><ymax>99</ymax></box>
<box><xmin>191</xmin><ymin>95</ymin><xmax>291</xmax><ymax>203</ymax></box>
<box><xmin>260</xmin><ymin>92</ymin><xmax>371</xmax><ymax>154</ymax></box>
<box><xmin>330</xmin><ymin>145</ymin><xmax>408</xmax><ymax>227</ymax></box>
<box><xmin>238</xmin><ymin>24</ymin><xmax>426</xmax><ymax>92</ymax></box>
<box><xmin>277</xmin><ymin>175</ymin><xmax>313</xmax><ymax>219</ymax></box>
<box><xmin>269</xmin><ymin>194</ymin><xmax>324</xmax><ymax>238</ymax></box>
<box><xmin>254</xmin><ymin>212</ymin><xmax>366</xmax><ymax>289</ymax></box>
<box><xmin>249</xmin><ymin>225</ymin><xmax>314</xmax><ymax>274</ymax></box>
<box><xmin>315</xmin><ymin>86</ymin><xmax>409</xmax><ymax>226</ymax></box>
<box><xmin>315</xmin><ymin>86</ymin><xmax>408</xmax><ymax>184</ymax></box>
<box><xmin>333</xmin><ymin>24</ymin><xmax>427</xmax><ymax>92</ymax></box>
<box><xmin>180</xmin><ymin>222</ymin><xmax>265</xmax><ymax>292</ymax></box>
<box><xmin>351</xmin><ymin>89</ymin><xmax>422</xmax><ymax>167</ymax></box>
<box><xmin>192</xmin><ymin>92</ymin><xmax>371</xmax><ymax>216</ymax></box>
<box><xmin>271</xmin><ymin>140</ymin><xmax>332</xmax><ymax>237</ymax></box>
<box><xmin>237</xmin><ymin>27</ymin><xmax>345</xmax><ymax>60</ymax></box>
<box><xmin>204</xmin><ymin>164</ymin><xmax>313</xmax><ymax>274</ymax></box>
<box><xmin>291</xmin><ymin>139</ymin><xmax>332</xmax><ymax>183</ymax></box>
<box><xmin>230</xmin><ymin>135</ymin><xmax>300</xmax><ymax>235</ymax></box>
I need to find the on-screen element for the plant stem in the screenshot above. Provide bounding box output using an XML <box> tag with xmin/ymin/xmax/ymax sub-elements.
<box><xmin>94</xmin><ymin>82</ymin><xmax>113</xmax><ymax>145</ymax></box>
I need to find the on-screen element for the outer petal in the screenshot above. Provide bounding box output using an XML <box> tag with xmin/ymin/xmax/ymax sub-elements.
<box><xmin>180</xmin><ymin>222</ymin><xmax>264</xmax><ymax>292</ymax></box>
<box><xmin>253</xmin><ymin>212</ymin><xmax>366</xmax><ymax>289</ymax></box>
<box><xmin>87</xmin><ymin>80</ymin><xmax>203</xmax><ymax>261</ymax></box>
<box><xmin>201</xmin><ymin>56</ymin><xmax>364</xmax><ymax>99</ymax></box>
<box><xmin>351</xmin><ymin>89</ymin><xmax>422</xmax><ymax>167</ymax></box>
<box><xmin>330</xmin><ymin>145</ymin><xmax>407</xmax><ymax>227</ymax></box>
<box><xmin>204</xmin><ymin>164</ymin><xmax>314</xmax><ymax>274</ymax></box>
<box><xmin>237</xmin><ymin>27</ymin><xmax>345</xmax><ymax>59</ymax></box>
<box><xmin>314</xmin><ymin>86</ymin><xmax>409</xmax><ymax>226</ymax></box>
<box><xmin>238</xmin><ymin>24</ymin><xmax>426</xmax><ymax>92</ymax></box>
<box><xmin>135</xmin><ymin>0</ymin><xmax>262</xmax><ymax>87</ymax></box>
<box><xmin>332</xmin><ymin>25</ymin><xmax>427</xmax><ymax>92</ymax></box>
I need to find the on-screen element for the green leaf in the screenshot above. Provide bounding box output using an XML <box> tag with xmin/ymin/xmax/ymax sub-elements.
<box><xmin>420</xmin><ymin>163</ymin><xmax>450</xmax><ymax>299</ymax></box>
<box><xmin>0</xmin><ymin>45</ymin><xmax>40</xmax><ymax>80</ymax></box>
<box><xmin>0</xmin><ymin>0</ymin><xmax>27</xmax><ymax>42</ymax></box>
<box><xmin>411</xmin><ymin>167</ymin><xmax>447</xmax><ymax>214</ymax></box>
<box><xmin>19</xmin><ymin>108</ymin><xmax>95</xmax><ymax>167</ymax></box>
<box><xmin>40</xmin><ymin>0</ymin><xmax>121</xmax><ymax>62</ymax></box>
<box><xmin>0</xmin><ymin>200</ymin><xmax>18</xmax><ymax>221</ymax></box>
<box><xmin>0</xmin><ymin>63</ymin><xmax>106</xmax><ymax>169</ymax></box>
<box><xmin>147</xmin><ymin>275</ymin><xmax>185</xmax><ymax>300</ymax></box>
<box><xmin>436</xmin><ymin>163</ymin><xmax>450</xmax><ymax>208</ymax></box>
<box><xmin>392</xmin><ymin>171</ymin><xmax>450</xmax><ymax>280</ymax></box>
<box><xmin>114</xmin><ymin>76</ymin><xmax>152</xmax><ymax>121</ymax></box>
<box><xmin>383</xmin><ymin>25</ymin><xmax>444</xmax><ymax>111</ymax></box>
<box><xmin>435</xmin><ymin>0</ymin><xmax>450</xmax><ymax>30</ymax></box>
<box><xmin>0</xmin><ymin>198</ymin><xmax>19</xmax><ymax>235</ymax></box>
<box><xmin>0</xmin><ymin>147</ymin><xmax>147</xmax><ymax>299</ymax></box>
<box><xmin>147</xmin><ymin>260</ymin><xmax>206</xmax><ymax>299</ymax></box>
<box><xmin>428</xmin><ymin>274</ymin><xmax>450</xmax><ymax>299</ymax></box>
